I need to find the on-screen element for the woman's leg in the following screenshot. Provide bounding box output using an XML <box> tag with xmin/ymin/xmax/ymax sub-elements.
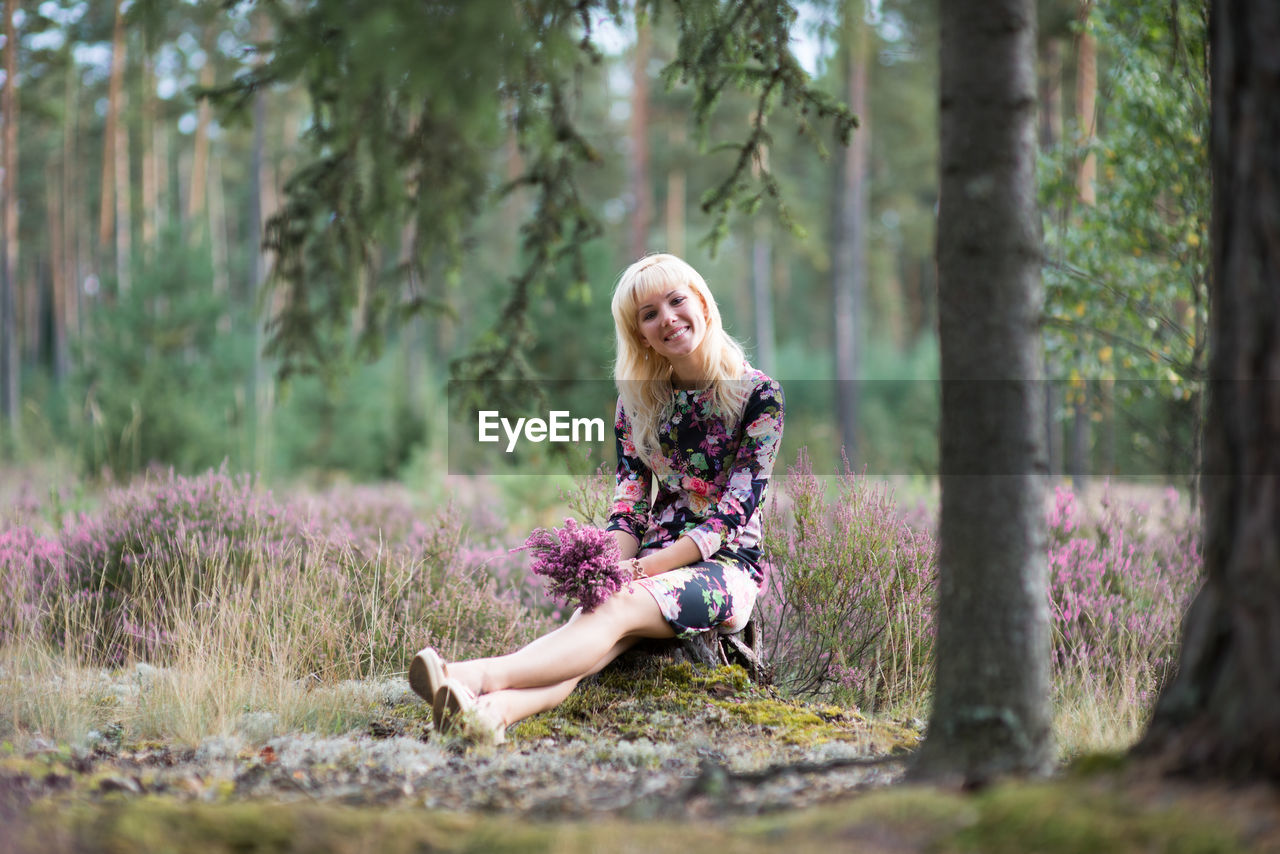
<box><xmin>475</xmin><ymin>635</ymin><xmax>639</xmax><ymax>728</ymax></box>
<box><xmin>448</xmin><ymin>587</ymin><xmax>672</xmax><ymax>695</ymax></box>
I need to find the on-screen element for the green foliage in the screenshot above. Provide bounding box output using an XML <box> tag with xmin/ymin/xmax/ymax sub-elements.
<box><xmin>1040</xmin><ymin>1</ymin><xmax>1208</xmax><ymax>437</ymax></box>
<box><xmin>72</xmin><ymin>237</ymin><xmax>254</xmax><ymax>478</ymax></box>
<box><xmin>210</xmin><ymin>0</ymin><xmax>854</xmax><ymax>384</ymax></box>
<box><xmin>269</xmin><ymin>346</ymin><xmax>431</xmax><ymax>481</ymax></box>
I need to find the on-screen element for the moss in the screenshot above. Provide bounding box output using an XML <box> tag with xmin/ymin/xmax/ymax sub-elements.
<box><xmin>947</xmin><ymin>781</ymin><xmax>1245</xmax><ymax>854</ymax></box>
<box><xmin>711</xmin><ymin>698</ymin><xmax>844</xmax><ymax>746</ymax></box>
<box><xmin>1065</xmin><ymin>750</ymin><xmax>1130</xmax><ymax>776</ymax></box>
<box><xmin>11</xmin><ymin>775</ymin><xmax>1257</xmax><ymax>854</ymax></box>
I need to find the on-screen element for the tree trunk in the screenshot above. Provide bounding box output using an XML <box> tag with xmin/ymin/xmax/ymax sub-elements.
<box><xmin>628</xmin><ymin>20</ymin><xmax>653</xmax><ymax>259</ymax></box>
<box><xmin>1135</xmin><ymin>0</ymin><xmax>1280</xmax><ymax>781</ymax></box>
<box><xmin>1</xmin><ymin>0</ymin><xmax>19</xmax><ymax>439</ymax></box>
<box><xmin>187</xmin><ymin>46</ymin><xmax>215</xmax><ymax>240</ymax></box>
<box><xmin>751</xmin><ymin>222</ymin><xmax>775</xmax><ymax>374</ymax></box>
<box><xmin>113</xmin><ymin>36</ymin><xmax>131</xmax><ymax>295</ymax></box>
<box><xmin>665</xmin><ymin>123</ymin><xmax>685</xmax><ymax>259</ymax></box>
<box><xmin>1074</xmin><ymin>2</ymin><xmax>1097</xmax><ymax>207</ymax></box>
<box><xmin>46</xmin><ymin>163</ymin><xmax>68</xmax><ymax>382</ymax></box>
<box><xmin>1040</xmin><ymin>36</ymin><xmax>1064</xmax><ymax>476</ymax></box>
<box><xmin>99</xmin><ymin>0</ymin><xmax>125</xmax><ymax>250</ymax></box>
<box><xmin>832</xmin><ymin>0</ymin><xmax>869</xmax><ymax>462</ymax></box>
<box><xmin>140</xmin><ymin>56</ymin><xmax>158</xmax><ymax>252</ymax></box>
<box><xmin>910</xmin><ymin>0</ymin><xmax>1053</xmax><ymax>783</ymax></box>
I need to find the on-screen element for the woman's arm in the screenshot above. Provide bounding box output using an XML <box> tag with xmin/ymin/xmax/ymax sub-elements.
<box><xmin>629</xmin><ymin>535</ymin><xmax>702</xmax><ymax>577</ymax></box>
<box><xmin>684</xmin><ymin>377</ymin><xmax>785</xmax><ymax>561</ymax></box>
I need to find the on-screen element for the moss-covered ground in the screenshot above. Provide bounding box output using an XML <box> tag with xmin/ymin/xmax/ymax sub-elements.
<box><xmin>2</xmin><ymin>655</ymin><xmax>1275</xmax><ymax>852</ymax></box>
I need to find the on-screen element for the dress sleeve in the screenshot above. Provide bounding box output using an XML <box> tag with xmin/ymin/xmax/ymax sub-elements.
<box><xmin>685</xmin><ymin>378</ymin><xmax>785</xmax><ymax>561</ymax></box>
<box><xmin>605</xmin><ymin>397</ymin><xmax>653</xmax><ymax>544</ymax></box>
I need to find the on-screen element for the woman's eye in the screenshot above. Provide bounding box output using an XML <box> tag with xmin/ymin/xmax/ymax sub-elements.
<box><xmin>671</xmin><ymin>296</ymin><xmax>685</xmax><ymax>306</ymax></box>
<box><xmin>642</xmin><ymin>311</ymin><xmax>656</xmax><ymax>321</ymax></box>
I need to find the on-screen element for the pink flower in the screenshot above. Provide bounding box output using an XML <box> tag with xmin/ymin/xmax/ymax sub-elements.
<box><xmin>684</xmin><ymin>476</ymin><xmax>712</xmax><ymax>496</ymax></box>
<box><xmin>512</xmin><ymin>519</ymin><xmax>625</xmax><ymax>612</ymax></box>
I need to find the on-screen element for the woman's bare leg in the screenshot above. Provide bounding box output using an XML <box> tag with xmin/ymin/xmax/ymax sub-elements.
<box><xmin>447</xmin><ymin>588</ymin><xmax>671</xmax><ymax>696</ymax></box>
<box><xmin>475</xmin><ymin>635</ymin><xmax>640</xmax><ymax>727</ymax></box>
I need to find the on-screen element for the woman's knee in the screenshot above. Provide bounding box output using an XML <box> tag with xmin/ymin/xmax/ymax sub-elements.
<box><xmin>593</xmin><ymin>586</ymin><xmax>660</xmax><ymax>627</ymax></box>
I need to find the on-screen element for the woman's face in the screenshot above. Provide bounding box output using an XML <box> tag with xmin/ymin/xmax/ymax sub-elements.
<box><xmin>635</xmin><ymin>285</ymin><xmax>709</xmax><ymax>363</ymax></box>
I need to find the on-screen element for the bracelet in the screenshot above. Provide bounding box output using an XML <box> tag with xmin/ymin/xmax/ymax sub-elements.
<box><xmin>627</xmin><ymin>558</ymin><xmax>646</xmax><ymax>580</ymax></box>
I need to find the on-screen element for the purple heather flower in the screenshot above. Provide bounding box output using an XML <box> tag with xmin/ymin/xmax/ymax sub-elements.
<box><xmin>514</xmin><ymin>518</ymin><xmax>625</xmax><ymax>612</ymax></box>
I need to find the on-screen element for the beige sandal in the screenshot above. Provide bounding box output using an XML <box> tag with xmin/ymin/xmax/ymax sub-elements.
<box><xmin>436</xmin><ymin>678</ymin><xmax>506</xmax><ymax>745</ymax></box>
<box><xmin>409</xmin><ymin>647</ymin><xmax>448</xmax><ymax>727</ymax></box>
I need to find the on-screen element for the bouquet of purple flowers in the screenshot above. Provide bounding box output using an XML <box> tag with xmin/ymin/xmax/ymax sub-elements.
<box><xmin>515</xmin><ymin>518</ymin><xmax>626</xmax><ymax>611</ymax></box>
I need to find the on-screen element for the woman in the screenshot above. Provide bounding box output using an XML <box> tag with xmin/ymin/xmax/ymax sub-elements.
<box><xmin>410</xmin><ymin>253</ymin><xmax>785</xmax><ymax>743</ymax></box>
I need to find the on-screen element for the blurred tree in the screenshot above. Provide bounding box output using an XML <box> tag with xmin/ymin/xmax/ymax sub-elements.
<box><xmin>1</xmin><ymin>0</ymin><xmax>18</xmax><ymax>443</ymax></box>
<box><xmin>1135</xmin><ymin>0</ymin><xmax>1280</xmax><ymax>781</ymax></box>
<box><xmin>1039</xmin><ymin>0</ymin><xmax>1209</xmax><ymax>481</ymax></box>
<box><xmin>207</xmin><ymin>0</ymin><xmax>855</xmax><ymax>383</ymax></box>
<box><xmin>911</xmin><ymin>0</ymin><xmax>1053</xmax><ymax>782</ymax></box>
<box><xmin>832</xmin><ymin>0</ymin><xmax>869</xmax><ymax>461</ymax></box>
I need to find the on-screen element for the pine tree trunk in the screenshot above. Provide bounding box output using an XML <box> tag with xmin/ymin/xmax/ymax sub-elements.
<box><xmin>910</xmin><ymin>0</ymin><xmax>1053</xmax><ymax>783</ymax></box>
<box><xmin>46</xmin><ymin>163</ymin><xmax>67</xmax><ymax>382</ymax></box>
<box><xmin>99</xmin><ymin>0</ymin><xmax>125</xmax><ymax>252</ymax></box>
<box><xmin>57</xmin><ymin>44</ymin><xmax>79</xmax><ymax>379</ymax></box>
<box><xmin>1135</xmin><ymin>0</ymin><xmax>1280</xmax><ymax>781</ymax></box>
<box><xmin>113</xmin><ymin>40</ymin><xmax>131</xmax><ymax>295</ymax></box>
<box><xmin>628</xmin><ymin>20</ymin><xmax>652</xmax><ymax>259</ymax></box>
<box><xmin>140</xmin><ymin>56</ymin><xmax>158</xmax><ymax>252</ymax></box>
<box><xmin>832</xmin><ymin>0</ymin><xmax>869</xmax><ymax>462</ymax></box>
<box><xmin>1</xmin><ymin>0</ymin><xmax>19</xmax><ymax>438</ymax></box>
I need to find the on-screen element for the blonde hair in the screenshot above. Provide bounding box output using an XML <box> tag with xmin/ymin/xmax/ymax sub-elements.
<box><xmin>611</xmin><ymin>253</ymin><xmax>748</xmax><ymax>470</ymax></box>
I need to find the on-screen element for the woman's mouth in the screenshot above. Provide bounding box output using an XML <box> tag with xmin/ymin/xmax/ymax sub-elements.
<box><xmin>665</xmin><ymin>327</ymin><xmax>689</xmax><ymax>342</ymax></box>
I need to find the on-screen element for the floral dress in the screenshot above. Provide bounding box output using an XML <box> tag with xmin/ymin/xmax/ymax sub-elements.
<box><xmin>606</xmin><ymin>365</ymin><xmax>785</xmax><ymax>637</ymax></box>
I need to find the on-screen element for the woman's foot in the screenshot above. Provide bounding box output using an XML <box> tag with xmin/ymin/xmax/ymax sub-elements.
<box><xmin>409</xmin><ymin>647</ymin><xmax>447</xmax><ymax>716</ymax></box>
<box><xmin>435</xmin><ymin>678</ymin><xmax>506</xmax><ymax>745</ymax></box>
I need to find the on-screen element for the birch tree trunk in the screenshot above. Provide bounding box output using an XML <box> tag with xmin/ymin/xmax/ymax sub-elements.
<box><xmin>1135</xmin><ymin>0</ymin><xmax>1280</xmax><ymax>781</ymax></box>
<box><xmin>910</xmin><ymin>0</ymin><xmax>1053</xmax><ymax>783</ymax></box>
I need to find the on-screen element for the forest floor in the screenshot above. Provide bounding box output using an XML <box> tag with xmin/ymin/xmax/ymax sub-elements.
<box><xmin>2</xmin><ymin>654</ymin><xmax>1278</xmax><ymax>853</ymax></box>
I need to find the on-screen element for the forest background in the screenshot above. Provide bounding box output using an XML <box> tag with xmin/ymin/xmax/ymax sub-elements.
<box><xmin>0</xmin><ymin>0</ymin><xmax>1222</xmax><ymax>809</ymax></box>
<box><xmin>0</xmin><ymin>0</ymin><xmax>1206</xmax><ymax>489</ymax></box>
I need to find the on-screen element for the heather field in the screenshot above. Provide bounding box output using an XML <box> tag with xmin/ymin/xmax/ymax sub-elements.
<box><xmin>1</xmin><ymin>461</ymin><xmax>1242</xmax><ymax>851</ymax></box>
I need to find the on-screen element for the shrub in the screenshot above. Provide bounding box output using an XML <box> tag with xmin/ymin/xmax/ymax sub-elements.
<box><xmin>1047</xmin><ymin>485</ymin><xmax>1201</xmax><ymax>697</ymax></box>
<box><xmin>758</xmin><ymin>451</ymin><xmax>937</xmax><ymax>713</ymax></box>
<box><xmin>1</xmin><ymin>468</ymin><xmax>552</xmax><ymax>679</ymax></box>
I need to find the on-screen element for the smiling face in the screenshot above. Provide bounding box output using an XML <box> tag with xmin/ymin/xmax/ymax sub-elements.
<box><xmin>635</xmin><ymin>285</ymin><xmax>709</xmax><ymax>365</ymax></box>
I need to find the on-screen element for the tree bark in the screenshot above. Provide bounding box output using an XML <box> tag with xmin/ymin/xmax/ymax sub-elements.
<box><xmin>832</xmin><ymin>0</ymin><xmax>869</xmax><ymax>462</ymax></box>
<box><xmin>1</xmin><ymin>0</ymin><xmax>19</xmax><ymax>439</ymax></box>
<box><xmin>1135</xmin><ymin>0</ymin><xmax>1280</xmax><ymax>781</ymax></box>
<box><xmin>910</xmin><ymin>0</ymin><xmax>1053</xmax><ymax>783</ymax></box>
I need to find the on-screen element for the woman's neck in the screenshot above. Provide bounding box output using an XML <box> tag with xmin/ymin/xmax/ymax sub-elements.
<box><xmin>669</xmin><ymin>357</ymin><xmax>706</xmax><ymax>390</ymax></box>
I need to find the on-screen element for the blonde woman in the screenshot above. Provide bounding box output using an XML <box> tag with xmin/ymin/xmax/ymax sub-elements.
<box><xmin>411</xmin><ymin>253</ymin><xmax>785</xmax><ymax>743</ymax></box>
